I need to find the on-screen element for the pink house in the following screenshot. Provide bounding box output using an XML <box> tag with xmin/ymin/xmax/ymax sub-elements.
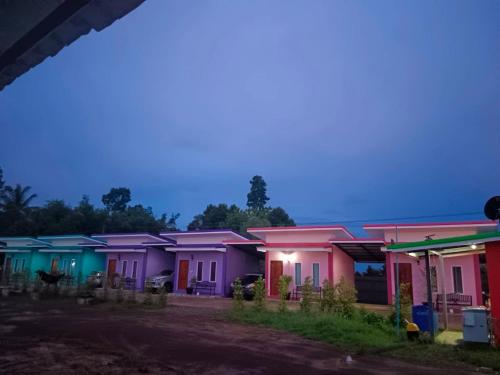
<box><xmin>364</xmin><ymin>221</ymin><xmax>498</xmax><ymax>307</ymax></box>
<box><xmin>247</xmin><ymin>225</ymin><xmax>385</xmax><ymax>297</ymax></box>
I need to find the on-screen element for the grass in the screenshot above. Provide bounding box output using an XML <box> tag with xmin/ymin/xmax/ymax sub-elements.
<box><xmin>229</xmin><ymin>307</ymin><xmax>500</xmax><ymax>371</ymax></box>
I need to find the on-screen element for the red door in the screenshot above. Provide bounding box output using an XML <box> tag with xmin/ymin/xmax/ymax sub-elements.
<box><xmin>178</xmin><ymin>260</ymin><xmax>189</xmax><ymax>290</ymax></box>
<box><xmin>107</xmin><ymin>259</ymin><xmax>117</xmax><ymax>284</ymax></box>
<box><xmin>270</xmin><ymin>261</ymin><xmax>283</xmax><ymax>296</ymax></box>
<box><xmin>394</xmin><ymin>263</ymin><xmax>413</xmax><ymax>302</ymax></box>
<box><xmin>51</xmin><ymin>258</ymin><xmax>59</xmax><ymax>273</ymax></box>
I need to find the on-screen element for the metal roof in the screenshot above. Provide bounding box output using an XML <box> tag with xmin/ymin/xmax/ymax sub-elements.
<box><xmin>0</xmin><ymin>0</ymin><xmax>145</xmax><ymax>91</ymax></box>
<box><xmin>331</xmin><ymin>239</ymin><xmax>386</xmax><ymax>263</ymax></box>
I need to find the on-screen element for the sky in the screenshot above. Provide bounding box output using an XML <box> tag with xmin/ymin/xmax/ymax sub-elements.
<box><xmin>1</xmin><ymin>0</ymin><xmax>499</xmax><ymax>233</ymax></box>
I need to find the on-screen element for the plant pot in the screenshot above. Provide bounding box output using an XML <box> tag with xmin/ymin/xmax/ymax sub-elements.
<box><xmin>186</xmin><ymin>287</ymin><xmax>193</xmax><ymax>295</ymax></box>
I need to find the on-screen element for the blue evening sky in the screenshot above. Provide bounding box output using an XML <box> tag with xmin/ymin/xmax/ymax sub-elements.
<box><xmin>1</xmin><ymin>0</ymin><xmax>499</xmax><ymax>233</ymax></box>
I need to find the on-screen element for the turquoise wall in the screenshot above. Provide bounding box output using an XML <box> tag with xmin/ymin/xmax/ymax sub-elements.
<box><xmin>3</xmin><ymin>249</ymin><xmax>105</xmax><ymax>283</ymax></box>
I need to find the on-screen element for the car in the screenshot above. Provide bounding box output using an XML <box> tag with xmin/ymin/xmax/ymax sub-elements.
<box><xmin>146</xmin><ymin>269</ymin><xmax>174</xmax><ymax>293</ymax></box>
<box><xmin>229</xmin><ymin>273</ymin><xmax>264</xmax><ymax>300</ymax></box>
<box><xmin>86</xmin><ymin>271</ymin><xmax>105</xmax><ymax>288</ymax></box>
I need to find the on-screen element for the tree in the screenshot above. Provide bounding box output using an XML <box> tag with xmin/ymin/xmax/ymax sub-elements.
<box><xmin>0</xmin><ymin>167</ymin><xmax>4</xmax><ymax>195</ymax></box>
<box><xmin>268</xmin><ymin>207</ymin><xmax>295</xmax><ymax>227</ymax></box>
<box><xmin>246</xmin><ymin>176</ymin><xmax>269</xmax><ymax>211</ymax></box>
<box><xmin>102</xmin><ymin>187</ymin><xmax>131</xmax><ymax>212</ymax></box>
<box><xmin>0</xmin><ymin>184</ymin><xmax>37</xmax><ymax>215</ymax></box>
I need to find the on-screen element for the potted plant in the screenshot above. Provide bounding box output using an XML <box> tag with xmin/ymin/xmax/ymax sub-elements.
<box><xmin>186</xmin><ymin>277</ymin><xmax>197</xmax><ymax>295</ymax></box>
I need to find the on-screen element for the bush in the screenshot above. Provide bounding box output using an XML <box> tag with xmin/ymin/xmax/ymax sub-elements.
<box><xmin>253</xmin><ymin>276</ymin><xmax>266</xmax><ymax>312</ymax></box>
<box><xmin>232</xmin><ymin>277</ymin><xmax>244</xmax><ymax>311</ymax></box>
<box><xmin>358</xmin><ymin>308</ymin><xmax>386</xmax><ymax>328</ymax></box>
<box><xmin>320</xmin><ymin>279</ymin><xmax>335</xmax><ymax>313</ymax></box>
<box><xmin>333</xmin><ymin>276</ymin><xmax>357</xmax><ymax>317</ymax></box>
<box><xmin>158</xmin><ymin>286</ymin><xmax>167</xmax><ymax>307</ymax></box>
<box><xmin>300</xmin><ymin>276</ymin><xmax>313</xmax><ymax>314</ymax></box>
<box><xmin>143</xmin><ymin>286</ymin><xmax>153</xmax><ymax>306</ymax></box>
<box><xmin>278</xmin><ymin>275</ymin><xmax>293</xmax><ymax>313</ymax></box>
<box><xmin>390</xmin><ymin>282</ymin><xmax>412</xmax><ymax>325</ymax></box>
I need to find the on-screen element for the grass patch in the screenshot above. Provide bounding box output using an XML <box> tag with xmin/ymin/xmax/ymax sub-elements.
<box><xmin>229</xmin><ymin>308</ymin><xmax>500</xmax><ymax>371</ymax></box>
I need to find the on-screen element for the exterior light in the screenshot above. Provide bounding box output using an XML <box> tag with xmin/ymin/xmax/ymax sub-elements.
<box><xmin>471</xmin><ymin>244</ymin><xmax>477</xmax><ymax>250</ymax></box>
<box><xmin>408</xmin><ymin>252</ymin><xmax>417</xmax><ymax>257</ymax></box>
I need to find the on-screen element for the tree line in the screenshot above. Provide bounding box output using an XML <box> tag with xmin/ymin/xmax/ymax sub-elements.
<box><xmin>0</xmin><ymin>168</ymin><xmax>294</xmax><ymax>236</ymax></box>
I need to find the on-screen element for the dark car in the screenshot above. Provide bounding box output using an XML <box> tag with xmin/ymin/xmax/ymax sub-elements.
<box><xmin>229</xmin><ymin>273</ymin><xmax>264</xmax><ymax>300</ymax></box>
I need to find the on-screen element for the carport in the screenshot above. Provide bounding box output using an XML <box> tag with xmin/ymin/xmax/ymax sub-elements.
<box><xmin>384</xmin><ymin>231</ymin><xmax>500</xmax><ymax>344</ymax></box>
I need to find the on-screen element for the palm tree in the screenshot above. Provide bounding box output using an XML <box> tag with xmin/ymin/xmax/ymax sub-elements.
<box><xmin>0</xmin><ymin>184</ymin><xmax>37</xmax><ymax>216</ymax></box>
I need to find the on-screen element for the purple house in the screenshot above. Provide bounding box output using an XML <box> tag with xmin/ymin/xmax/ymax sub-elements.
<box><xmin>91</xmin><ymin>233</ymin><xmax>176</xmax><ymax>290</ymax></box>
<box><xmin>161</xmin><ymin>230</ymin><xmax>264</xmax><ymax>296</ymax></box>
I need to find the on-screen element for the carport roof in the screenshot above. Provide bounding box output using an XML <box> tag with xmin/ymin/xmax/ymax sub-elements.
<box><xmin>384</xmin><ymin>231</ymin><xmax>500</xmax><ymax>253</ymax></box>
<box><xmin>330</xmin><ymin>238</ymin><xmax>386</xmax><ymax>263</ymax></box>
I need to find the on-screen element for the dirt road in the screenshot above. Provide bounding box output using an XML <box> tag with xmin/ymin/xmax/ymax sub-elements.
<box><xmin>0</xmin><ymin>297</ymin><xmax>471</xmax><ymax>374</ymax></box>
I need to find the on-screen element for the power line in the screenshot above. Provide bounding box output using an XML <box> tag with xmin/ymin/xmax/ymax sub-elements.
<box><xmin>296</xmin><ymin>211</ymin><xmax>484</xmax><ymax>226</ymax></box>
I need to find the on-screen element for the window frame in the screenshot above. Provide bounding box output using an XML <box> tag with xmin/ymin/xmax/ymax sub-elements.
<box><xmin>209</xmin><ymin>261</ymin><xmax>217</xmax><ymax>283</ymax></box>
<box><xmin>452</xmin><ymin>265</ymin><xmax>463</xmax><ymax>294</ymax></box>
<box><xmin>121</xmin><ymin>260</ymin><xmax>128</xmax><ymax>277</ymax></box>
<box><xmin>132</xmin><ymin>260</ymin><xmax>138</xmax><ymax>279</ymax></box>
<box><xmin>295</xmin><ymin>263</ymin><xmax>302</xmax><ymax>286</ymax></box>
<box><xmin>312</xmin><ymin>263</ymin><xmax>320</xmax><ymax>288</ymax></box>
<box><xmin>196</xmin><ymin>261</ymin><xmax>204</xmax><ymax>282</ymax></box>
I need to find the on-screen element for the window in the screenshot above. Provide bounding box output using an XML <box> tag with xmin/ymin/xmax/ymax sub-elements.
<box><xmin>197</xmin><ymin>261</ymin><xmax>203</xmax><ymax>281</ymax></box>
<box><xmin>452</xmin><ymin>266</ymin><xmax>463</xmax><ymax>293</ymax></box>
<box><xmin>430</xmin><ymin>266</ymin><xmax>437</xmax><ymax>292</ymax></box>
<box><xmin>312</xmin><ymin>263</ymin><xmax>320</xmax><ymax>288</ymax></box>
<box><xmin>210</xmin><ymin>261</ymin><xmax>217</xmax><ymax>282</ymax></box>
<box><xmin>121</xmin><ymin>261</ymin><xmax>128</xmax><ymax>277</ymax></box>
<box><xmin>295</xmin><ymin>263</ymin><xmax>302</xmax><ymax>286</ymax></box>
<box><xmin>20</xmin><ymin>259</ymin><xmax>25</xmax><ymax>272</ymax></box>
<box><xmin>62</xmin><ymin>259</ymin><xmax>68</xmax><ymax>274</ymax></box>
<box><xmin>14</xmin><ymin>259</ymin><xmax>19</xmax><ymax>272</ymax></box>
<box><xmin>132</xmin><ymin>261</ymin><xmax>138</xmax><ymax>279</ymax></box>
<box><xmin>70</xmin><ymin>259</ymin><xmax>77</xmax><ymax>275</ymax></box>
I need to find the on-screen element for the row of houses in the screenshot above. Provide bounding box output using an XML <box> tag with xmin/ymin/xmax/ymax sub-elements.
<box><xmin>0</xmin><ymin>220</ymin><xmax>498</xmax><ymax>307</ymax></box>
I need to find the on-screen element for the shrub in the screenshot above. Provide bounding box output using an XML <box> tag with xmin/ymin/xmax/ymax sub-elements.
<box><xmin>358</xmin><ymin>308</ymin><xmax>386</xmax><ymax>328</ymax></box>
<box><xmin>390</xmin><ymin>282</ymin><xmax>412</xmax><ymax>325</ymax></box>
<box><xmin>320</xmin><ymin>279</ymin><xmax>335</xmax><ymax>313</ymax></box>
<box><xmin>116</xmin><ymin>286</ymin><xmax>124</xmax><ymax>303</ymax></box>
<box><xmin>300</xmin><ymin>276</ymin><xmax>314</xmax><ymax>314</ymax></box>
<box><xmin>333</xmin><ymin>276</ymin><xmax>357</xmax><ymax>317</ymax></box>
<box><xmin>278</xmin><ymin>275</ymin><xmax>293</xmax><ymax>313</ymax></box>
<box><xmin>232</xmin><ymin>277</ymin><xmax>244</xmax><ymax>311</ymax></box>
<box><xmin>253</xmin><ymin>276</ymin><xmax>266</xmax><ymax>312</ymax></box>
<box><xmin>158</xmin><ymin>286</ymin><xmax>168</xmax><ymax>307</ymax></box>
<box><xmin>143</xmin><ymin>286</ymin><xmax>153</xmax><ymax>306</ymax></box>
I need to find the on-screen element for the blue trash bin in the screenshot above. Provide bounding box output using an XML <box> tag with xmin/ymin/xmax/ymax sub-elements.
<box><xmin>412</xmin><ymin>304</ymin><xmax>438</xmax><ymax>333</ymax></box>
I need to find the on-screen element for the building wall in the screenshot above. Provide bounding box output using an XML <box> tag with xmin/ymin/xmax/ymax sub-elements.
<box><xmin>145</xmin><ymin>248</ymin><xmax>175</xmax><ymax>278</ymax></box>
<box><xmin>267</xmin><ymin>250</ymin><xmax>329</xmax><ymax>290</ymax></box>
<box><xmin>81</xmin><ymin>249</ymin><xmax>105</xmax><ymax>278</ymax></box>
<box><xmin>225</xmin><ymin>246</ymin><xmax>262</xmax><ymax>295</ymax></box>
<box><xmin>387</xmin><ymin>252</ymin><xmax>481</xmax><ymax>305</ymax></box>
<box><xmin>332</xmin><ymin>246</ymin><xmax>355</xmax><ymax>285</ymax></box>
<box><xmin>105</xmin><ymin>252</ymin><xmax>146</xmax><ymax>289</ymax></box>
<box><xmin>173</xmin><ymin>252</ymin><xmax>225</xmax><ymax>295</ymax></box>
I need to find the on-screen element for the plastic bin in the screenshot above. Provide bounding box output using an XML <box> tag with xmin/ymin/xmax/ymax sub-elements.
<box><xmin>412</xmin><ymin>304</ymin><xmax>438</xmax><ymax>333</ymax></box>
<box><xmin>463</xmin><ymin>307</ymin><xmax>489</xmax><ymax>343</ymax></box>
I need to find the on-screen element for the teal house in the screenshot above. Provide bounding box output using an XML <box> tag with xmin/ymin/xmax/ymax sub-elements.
<box><xmin>0</xmin><ymin>235</ymin><xmax>106</xmax><ymax>283</ymax></box>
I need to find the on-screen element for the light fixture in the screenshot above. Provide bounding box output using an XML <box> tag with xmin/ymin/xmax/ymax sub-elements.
<box><xmin>408</xmin><ymin>252</ymin><xmax>417</xmax><ymax>258</ymax></box>
<box><xmin>471</xmin><ymin>244</ymin><xmax>477</xmax><ymax>250</ymax></box>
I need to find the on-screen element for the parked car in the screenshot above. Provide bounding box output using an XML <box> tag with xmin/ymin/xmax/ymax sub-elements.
<box><xmin>87</xmin><ymin>271</ymin><xmax>104</xmax><ymax>288</ymax></box>
<box><xmin>146</xmin><ymin>270</ymin><xmax>174</xmax><ymax>293</ymax></box>
<box><xmin>229</xmin><ymin>273</ymin><xmax>264</xmax><ymax>300</ymax></box>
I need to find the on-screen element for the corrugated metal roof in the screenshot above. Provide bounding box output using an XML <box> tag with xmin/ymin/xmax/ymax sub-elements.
<box><xmin>0</xmin><ymin>0</ymin><xmax>145</xmax><ymax>91</ymax></box>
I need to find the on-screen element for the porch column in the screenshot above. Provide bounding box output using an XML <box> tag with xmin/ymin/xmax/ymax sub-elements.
<box><xmin>424</xmin><ymin>250</ymin><xmax>435</xmax><ymax>340</ymax></box>
<box><xmin>265</xmin><ymin>250</ymin><xmax>270</xmax><ymax>297</ymax></box>
<box><xmin>485</xmin><ymin>241</ymin><xmax>500</xmax><ymax>346</ymax></box>
<box><xmin>328</xmin><ymin>249</ymin><xmax>333</xmax><ymax>283</ymax></box>
<box><xmin>386</xmin><ymin>252</ymin><xmax>393</xmax><ymax>305</ymax></box>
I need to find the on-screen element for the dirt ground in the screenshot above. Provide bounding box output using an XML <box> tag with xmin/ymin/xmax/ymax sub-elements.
<box><xmin>0</xmin><ymin>296</ymin><xmax>474</xmax><ymax>375</ymax></box>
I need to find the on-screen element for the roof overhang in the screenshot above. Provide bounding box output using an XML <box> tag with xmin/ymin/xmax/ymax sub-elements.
<box><xmin>331</xmin><ymin>238</ymin><xmax>386</xmax><ymax>262</ymax></box>
<box><xmin>92</xmin><ymin>233</ymin><xmax>176</xmax><ymax>245</ymax></box>
<box><xmin>0</xmin><ymin>249</ymin><xmax>32</xmax><ymax>253</ymax></box>
<box><xmin>161</xmin><ymin>230</ymin><xmax>249</xmax><ymax>242</ymax></box>
<box><xmin>94</xmin><ymin>248</ymin><xmax>146</xmax><ymax>253</ymax></box>
<box><xmin>383</xmin><ymin>231</ymin><xmax>500</xmax><ymax>255</ymax></box>
<box><xmin>170</xmin><ymin>247</ymin><xmax>227</xmax><ymax>253</ymax></box>
<box><xmin>38</xmin><ymin>249</ymin><xmax>82</xmax><ymax>253</ymax></box>
<box><xmin>247</xmin><ymin>225</ymin><xmax>355</xmax><ymax>241</ymax></box>
<box><xmin>0</xmin><ymin>0</ymin><xmax>145</xmax><ymax>91</ymax></box>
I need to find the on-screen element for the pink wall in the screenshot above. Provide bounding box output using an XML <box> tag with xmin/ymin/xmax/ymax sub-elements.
<box><xmin>388</xmin><ymin>252</ymin><xmax>481</xmax><ymax>305</ymax></box>
<box><xmin>332</xmin><ymin>246</ymin><xmax>355</xmax><ymax>285</ymax></box>
<box><xmin>267</xmin><ymin>250</ymin><xmax>329</xmax><ymax>290</ymax></box>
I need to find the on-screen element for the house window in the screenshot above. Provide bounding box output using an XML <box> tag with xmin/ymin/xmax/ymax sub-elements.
<box><xmin>197</xmin><ymin>261</ymin><xmax>203</xmax><ymax>281</ymax></box>
<box><xmin>295</xmin><ymin>263</ymin><xmax>302</xmax><ymax>286</ymax></box>
<box><xmin>14</xmin><ymin>259</ymin><xmax>19</xmax><ymax>272</ymax></box>
<box><xmin>430</xmin><ymin>266</ymin><xmax>438</xmax><ymax>292</ymax></box>
<box><xmin>210</xmin><ymin>261</ymin><xmax>217</xmax><ymax>282</ymax></box>
<box><xmin>452</xmin><ymin>266</ymin><xmax>463</xmax><ymax>293</ymax></box>
<box><xmin>62</xmin><ymin>259</ymin><xmax>68</xmax><ymax>274</ymax></box>
<box><xmin>132</xmin><ymin>261</ymin><xmax>138</xmax><ymax>279</ymax></box>
<box><xmin>312</xmin><ymin>263</ymin><xmax>320</xmax><ymax>288</ymax></box>
<box><xmin>20</xmin><ymin>259</ymin><xmax>25</xmax><ymax>272</ymax></box>
<box><xmin>122</xmin><ymin>261</ymin><xmax>128</xmax><ymax>277</ymax></box>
